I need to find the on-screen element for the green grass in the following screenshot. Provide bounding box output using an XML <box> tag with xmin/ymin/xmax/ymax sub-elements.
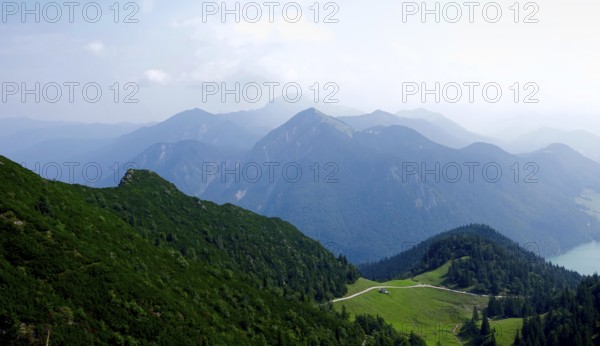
<box><xmin>412</xmin><ymin>261</ymin><xmax>452</xmax><ymax>286</ymax></box>
<box><xmin>344</xmin><ymin>278</ymin><xmax>419</xmax><ymax>296</ymax></box>
<box><xmin>339</xmin><ymin>261</ymin><xmax>524</xmax><ymax>345</ymax></box>
<box><xmin>335</xmin><ymin>282</ymin><xmax>488</xmax><ymax>346</ymax></box>
<box><xmin>379</xmin><ymin>279</ymin><xmax>420</xmax><ymax>287</ymax></box>
<box><xmin>345</xmin><ymin>278</ymin><xmax>380</xmax><ymax>295</ymax></box>
<box><xmin>490</xmin><ymin>318</ymin><xmax>523</xmax><ymax>346</ymax></box>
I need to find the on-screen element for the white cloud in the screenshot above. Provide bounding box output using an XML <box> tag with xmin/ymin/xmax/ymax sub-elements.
<box><xmin>144</xmin><ymin>69</ymin><xmax>170</xmax><ymax>84</ymax></box>
<box><xmin>140</xmin><ymin>0</ymin><xmax>154</xmax><ymax>12</ymax></box>
<box><xmin>186</xmin><ymin>60</ymin><xmax>242</xmax><ymax>83</ymax></box>
<box><xmin>3</xmin><ymin>0</ymin><xmax>600</xmax><ymax>128</ymax></box>
<box><xmin>276</xmin><ymin>21</ymin><xmax>333</xmax><ymax>43</ymax></box>
<box><xmin>85</xmin><ymin>41</ymin><xmax>105</xmax><ymax>55</ymax></box>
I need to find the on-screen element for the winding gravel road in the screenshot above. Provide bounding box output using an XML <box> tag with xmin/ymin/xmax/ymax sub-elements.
<box><xmin>332</xmin><ymin>284</ymin><xmax>496</xmax><ymax>303</ymax></box>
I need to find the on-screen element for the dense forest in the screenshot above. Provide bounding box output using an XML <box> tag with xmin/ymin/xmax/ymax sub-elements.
<box><xmin>0</xmin><ymin>156</ymin><xmax>423</xmax><ymax>345</ymax></box>
<box><xmin>458</xmin><ymin>307</ymin><xmax>497</xmax><ymax>346</ymax></box>
<box><xmin>513</xmin><ymin>275</ymin><xmax>600</xmax><ymax>346</ymax></box>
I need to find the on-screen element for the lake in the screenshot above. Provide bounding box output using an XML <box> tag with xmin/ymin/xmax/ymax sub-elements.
<box><xmin>548</xmin><ymin>242</ymin><xmax>600</xmax><ymax>276</ymax></box>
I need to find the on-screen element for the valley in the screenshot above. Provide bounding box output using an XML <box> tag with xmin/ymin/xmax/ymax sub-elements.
<box><xmin>334</xmin><ymin>225</ymin><xmax>598</xmax><ymax>345</ymax></box>
<box><xmin>333</xmin><ymin>277</ymin><xmax>492</xmax><ymax>346</ymax></box>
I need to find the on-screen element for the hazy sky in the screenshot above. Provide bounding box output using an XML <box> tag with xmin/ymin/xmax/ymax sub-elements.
<box><xmin>1</xmin><ymin>0</ymin><xmax>599</xmax><ymax>136</ymax></box>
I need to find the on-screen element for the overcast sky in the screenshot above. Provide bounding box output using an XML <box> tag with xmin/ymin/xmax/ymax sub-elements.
<box><xmin>1</xmin><ymin>0</ymin><xmax>599</xmax><ymax>136</ymax></box>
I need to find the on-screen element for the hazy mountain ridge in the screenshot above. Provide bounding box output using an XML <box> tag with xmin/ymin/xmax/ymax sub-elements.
<box><xmin>339</xmin><ymin>109</ymin><xmax>477</xmax><ymax>148</ymax></box>
<box><xmin>222</xmin><ymin>97</ymin><xmax>363</xmax><ymax>136</ymax></box>
<box><xmin>62</xmin><ymin>108</ymin><xmax>600</xmax><ymax>264</ymax></box>
<box><xmin>4</xmin><ymin>107</ymin><xmax>600</xmax><ymax>264</ymax></box>
<box><xmin>195</xmin><ymin>110</ymin><xmax>600</xmax><ymax>262</ymax></box>
<box><xmin>508</xmin><ymin>127</ymin><xmax>600</xmax><ymax>162</ymax></box>
<box><xmin>0</xmin><ymin>120</ymin><xmax>145</xmax><ymax>163</ymax></box>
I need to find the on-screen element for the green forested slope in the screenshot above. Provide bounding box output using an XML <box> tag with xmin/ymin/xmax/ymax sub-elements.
<box><xmin>360</xmin><ymin>225</ymin><xmax>581</xmax><ymax>318</ymax></box>
<box><xmin>0</xmin><ymin>156</ymin><xmax>416</xmax><ymax>345</ymax></box>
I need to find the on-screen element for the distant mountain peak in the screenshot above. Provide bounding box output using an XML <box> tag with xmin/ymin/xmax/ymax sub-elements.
<box><xmin>167</xmin><ymin>108</ymin><xmax>217</xmax><ymax>122</ymax></box>
<box><xmin>370</xmin><ymin>109</ymin><xmax>394</xmax><ymax>115</ymax></box>
<box><xmin>294</xmin><ymin>107</ymin><xmax>324</xmax><ymax>118</ymax></box>
<box><xmin>119</xmin><ymin>169</ymin><xmax>160</xmax><ymax>186</ymax></box>
<box><xmin>118</xmin><ymin>169</ymin><xmax>178</xmax><ymax>192</ymax></box>
<box><xmin>460</xmin><ymin>141</ymin><xmax>508</xmax><ymax>155</ymax></box>
<box><xmin>538</xmin><ymin>143</ymin><xmax>581</xmax><ymax>157</ymax></box>
<box><xmin>544</xmin><ymin>142</ymin><xmax>575</xmax><ymax>151</ymax></box>
<box><xmin>362</xmin><ymin>110</ymin><xmax>403</xmax><ymax>125</ymax></box>
<box><xmin>286</xmin><ymin>108</ymin><xmax>354</xmax><ymax>137</ymax></box>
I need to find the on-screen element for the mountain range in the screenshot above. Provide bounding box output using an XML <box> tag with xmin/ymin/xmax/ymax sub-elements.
<box><xmin>3</xmin><ymin>106</ymin><xmax>600</xmax><ymax>264</ymax></box>
<box><xmin>122</xmin><ymin>109</ymin><xmax>600</xmax><ymax>263</ymax></box>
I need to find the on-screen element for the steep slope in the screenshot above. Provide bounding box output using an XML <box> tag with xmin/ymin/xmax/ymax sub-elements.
<box><xmin>0</xmin><ymin>155</ymin><xmax>427</xmax><ymax>345</ymax></box>
<box><xmin>129</xmin><ymin>140</ymin><xmax>241</xmax><ymax>197</ymax></box>
<box><xmin>204</xmin><ymin>108</ymin><xmax>365</xmax><ymax>248</ymax></box>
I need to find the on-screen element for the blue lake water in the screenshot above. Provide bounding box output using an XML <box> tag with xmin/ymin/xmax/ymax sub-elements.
<box><xmin>548</xmin><ymin>242</ymin><xmax>600</xmax><ymax>276</ymax></box>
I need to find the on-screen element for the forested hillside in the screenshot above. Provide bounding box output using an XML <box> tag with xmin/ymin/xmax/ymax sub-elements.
<box><xmin>0</xmin><ymin>155</ymin><xmax>419</xmax><ymax>345</ymax></box>
<box><xmin>514</xmin><ymin>275</ymin><xmax>600</xmax><ymax>345</ymax></box>
<box><xmin>360</xmin><ymin>225</ymin><xmax>581</xmax><ymax>317</ymax></box>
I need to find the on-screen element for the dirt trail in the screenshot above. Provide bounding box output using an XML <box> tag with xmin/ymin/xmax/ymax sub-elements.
<box><xmin>333</xmin><ymin>284</ymin><xmax>495</xmax><ymax>303</ymax></box>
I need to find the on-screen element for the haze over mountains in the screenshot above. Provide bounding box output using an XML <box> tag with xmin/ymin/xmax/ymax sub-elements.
<box><xmin>507</xmin><ymin>127</ymin><xmax>600</xmax><ymax>163</ymax></box>
<box><xmin>202</xmin><ymin>109</ymin><xmax>600</xmax><ymax>262</ymax></box>
<box><xmin>3</xmin><ymin>104</ymin><xmax>600</xmax><ymax>264</ymax></box>
<box><xmin>0</xmin><ymin>118</ymin><xmax>145</xmax><ymax>165</ymax></box>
